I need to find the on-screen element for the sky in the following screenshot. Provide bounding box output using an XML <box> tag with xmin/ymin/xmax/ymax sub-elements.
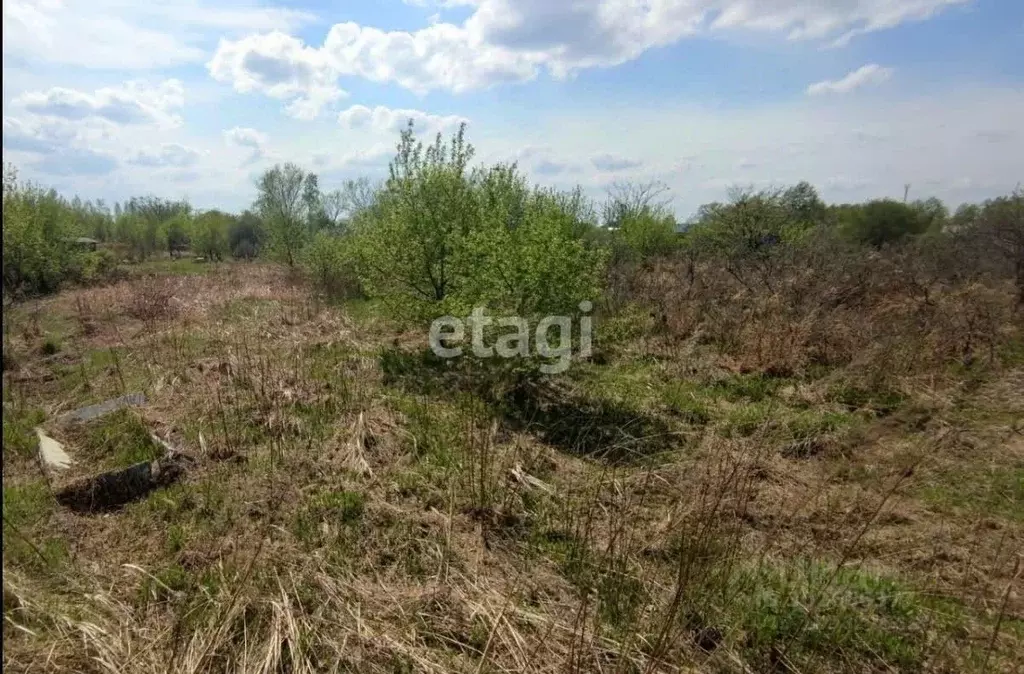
<box><xmin>2</xmin><ymin>0</ymin><xmax>1023</xmax><ymax>218</ymax></box>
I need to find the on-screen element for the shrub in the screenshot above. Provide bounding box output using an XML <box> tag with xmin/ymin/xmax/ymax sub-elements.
<box><xmin>191</xmin><ymin>210</ymin><xmax>231</xmax><ymax>261</ymax></box>
<box><xmin>302</xmin><ymin>231</ymin><xmax>362</xmax><ymax>299</ymax></box>
<box><xmin>353</xmin><ymin>122</ymin><xmax>606</xmax><ymax>325</ymax></box>
<box><xmin>2</xmin><ymin>164</ymin><xmax>83</xmax><ymax>296</ymax></box>
<box><xmin>841</xmin><ymin>199</ymin><xmax>929</xmax><ymax>249</ymax></box>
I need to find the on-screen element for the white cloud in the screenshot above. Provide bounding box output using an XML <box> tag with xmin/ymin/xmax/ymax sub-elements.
<box><xmin>2</xmin><ymin>0</ymin><xmax>313</xmax><ymax>70</ymax></box>
<box><xmin>3</xmin><ymin>117</ymin><xmax>119</xmax><ymax>175</ymax></box>
<box><xmin>129</xmin><ymin>143</ymin><xmax>203</xmax><ymax>168</ymax></box>
<box><xmin>208</xmin><ymin>31</ymin><xmax>345</xmax><ymax>119</ymax></box>
<box><xmin>337</xmin><ymin>105</ymin><xmax>468</xmax><ymax>134</ymax></box>
<box><xmin>223</xmin><ymin>126</ymin><xmax>269</xmax><ymax>164</ymax></box>
<box><xmin>311</xmin><ymin>143</ymin><xmax>394</xmax><ymax>172</ymax></box>
<box><xmin>592</xmin><ymin>153</ymin><xmax>644</xmax><ymax>172</ymax></box>
<box><xmin>209</xmin><ymin>0</ymin><xmax>966</xmax><ymax>105</ymax></box>
<box><xmin>807</xmin><ymin>64</ymin><xmax>894</xmax><ymax>95</ymax></box>
<box><xmin>224</xmin><ymin>126</ymin><xmax>268</xmax><ymax>149</ymax></box>
<box><xmin>14</xmin><ymin>80</ymin><xmax>185</xmax><ymax>128</ymax></box>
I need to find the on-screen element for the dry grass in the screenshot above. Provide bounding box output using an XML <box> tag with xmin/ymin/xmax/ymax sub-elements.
<box><xmin>4</xmin><ymin>260</ymin><xmax>1023</xmax><ymax>673</ymax></box>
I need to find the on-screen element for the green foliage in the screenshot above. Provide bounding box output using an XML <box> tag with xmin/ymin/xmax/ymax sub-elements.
<box><xmin>353</xmin><ymin>122</ymin><xmax>606</xmax><ymax>324</ymax></box>
<box><xmin>2</xmin><ymin>164</ymin><xmax>83</xmax><ymax>296</ymax></box>
<box><xmin>352</xmin><ymin>122</ymin><xmax>477</xmax><ymax>315</ymax></box>
<box><xmin>229</xmin><ymin>210</ymin><xmax>265</xmax><ymax>259</ymax></box>
<box><xmin>256</xmin><ymin>163</ymin><xmax>314</xmax><ymax>266</ymax></box>
<box><xmin>302</xmin><ymin>230</ymin><xmax>361</xmax><ymax>298</ymax></box>
<box><xmin>974</xmin><ymin>188</ymin><xmax>1024</xmax><ymax>302</ymax></box>
<box><xmin>617</xmin><ymin>210</ymin><xmax>677</xmax><ymax>260</ymax></box>
<box><xmin>82</xmin><ymin>410</ymin><xmax>165</xmax><ymax>469</ymax></box>
<box><xmin>724</xmin><ymin>561</ymin><xmax>950</xmax><ymax>670</ymax></box>
<box><xmin>163</xmin><ymin>212</ymin><xmax>191</xmax><ymax>256</ymax></box>
<box><xmin>781</xmin><ymin>181</ymin><xmax>828</xmax><ymax>227</ymax></box>
<box><xmin>191</xmin><ymin>210</ymin><xmax>232</xmax><ymax>261</ymax></box>
<box><xmin>603</xmin><ymin>181</ymin><xmax>678</xmax><ymax>260</ymax></box>
<box><xmin>121</xmin><ymin>195</ymin><xmax>191</xmax><ymax>260</ymax></box>
<box><xmin>840</xmin><ymin>199</ymin><xmax>930</xmax><ymax>248</ymax></box>
<box><xmin>687</xmin><ymin>187</ymin><xmax>808</xmax><ymax>291</ymax></box>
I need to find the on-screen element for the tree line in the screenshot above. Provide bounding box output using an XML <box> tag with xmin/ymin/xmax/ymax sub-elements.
<box><xmin>3</xmin><ymin>123</ymin><xmax>1022</xmax><ymax>314</ymax></box>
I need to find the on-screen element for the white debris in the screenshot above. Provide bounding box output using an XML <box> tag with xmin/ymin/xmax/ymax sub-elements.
<box><xmin>36</xmin><ymin>428</ymin><xmax>73</xmax><ymax>471</ymax></box>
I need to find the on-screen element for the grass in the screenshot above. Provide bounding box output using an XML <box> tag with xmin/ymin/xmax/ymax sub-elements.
<box><xmin>919</xmin><ymin>466</ymin><xmax>1024</xmax><ymax>521</ymax></box>
<box><xmin>719</xmin><ymin>561</ymin><xmax>965</xmax><ymax>671</ymax></box>
<box><xmin>77</xmin><ymin>409</ymin><xmax>165</xmax><ymax>469</ymax></box>
<box><xmin>2</xmin><ymin>261</ymin><xmax>1021</xmax><ymax>673</ymax></box>
<box><xmin>131</xmin><ymin>257</ymin><xmax>216</xmax><ymax>276</ymax></box>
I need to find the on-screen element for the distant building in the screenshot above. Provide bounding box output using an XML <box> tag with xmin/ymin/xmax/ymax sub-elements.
<box><xmin>69</xmin><ymin>237</ymin><xmax>100</xmax><ymax>252</ymax></box>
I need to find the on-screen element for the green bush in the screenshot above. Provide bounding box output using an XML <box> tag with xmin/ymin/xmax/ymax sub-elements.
<box><xmin>2</xmin><ymin>164</ymin><xmax>83</xmax><ymax>296</ymax></box>
<box><xmin>191</xmin><ymin>211</ymin><xmax>231</xmax><ymax>261</ymax></box>
<box><xmin>840</xmin><ymin>199</ymin><xmax>929</xmax><ymax>248</ymax></box>
<box><xmin>352</xmin><ymin>122</ymin><xmax>607</xmax><ymax>326</ymax></box>
<box><xmin>302</xmin><ymin>231</ymin><xmax>361</xmax><ymax>299</ymax></box>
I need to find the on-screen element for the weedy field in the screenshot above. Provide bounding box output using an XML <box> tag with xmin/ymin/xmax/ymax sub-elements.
<box><xmin>3</xmin><ymin>258</ymin><xmax>1022</xmax><ymax>673</ymax></box>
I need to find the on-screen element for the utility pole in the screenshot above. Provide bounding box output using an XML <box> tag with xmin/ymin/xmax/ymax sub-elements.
<box><xmin>903</xmin><ymin>183</ymin><xmax>911</xmax><ymax>203</ymax></box>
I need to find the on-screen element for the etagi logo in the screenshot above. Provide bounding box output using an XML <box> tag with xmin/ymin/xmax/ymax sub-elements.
<box><xmin>429</xmin><ymin>302</ymin><xmax>594</xmax><ymax>374</ymax></box>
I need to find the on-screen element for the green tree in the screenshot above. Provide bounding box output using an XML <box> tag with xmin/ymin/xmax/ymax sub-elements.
<box><xmin>353</xmin><ymin>121</ymin><xmax>477</xmax><ymax>314</ymax></box>
<box><xmin>2</xmin><ymin>163</ymin><xmax>81</xmax><ymax>296</ymax></box>
<box><xmin>353</xmin><ymin>122</ymin><xmax>606</xmax><ymax>323</ymax></box>
<box><xmin>842</xmin><ymin>199</ymin><xmax>928</xmax><ymax>248</ymax></box>
<box><xmin>781</xmin><ymin>181</ymin><xmax>827</xmax><ymax>228</ymax></box>
<box><xmin>191</xmin><ymin>210</ymin><xmax>232</xmax><ymax>261</ymax></box>
<box><xmin>229</xmin><ymin>210</ymin><xmax>265</xmax><ymax>259</ymax></box>
<box><xmin>977</xmin><ymin>189</ymin><xmax>1024</xmax><ymax>304</ymax></box>
<box><xmin>688</xmin><ymin>187</ymin><xmax>796</xmax><ymax>292</ymax></box>
<box><xmin>255</xmin><ymin>163</ymin><xmax>311</xmax><ymax>266</ymax></box>
<box><xmin>164</xmin><ymin>213</ymin><xmax>191</xmax><ymax>258</ymax></box>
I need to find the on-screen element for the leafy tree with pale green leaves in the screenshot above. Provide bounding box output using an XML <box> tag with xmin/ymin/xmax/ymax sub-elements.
<box><xmin>603</xmin><ymin>181</ymin><xmax>678</xmax><ymax>261</ymax></box>
<box><xmin>352</xmin><ymin>121</ymin><xmax>477</xmax><ymax>316</ymax></box>
<box><xmin>255</xmin><ymin>163</ymin><xmax>312</xmax><ymax>266</ymax></box>
<box><xmin>2</xmin><ymin>163</ymin><xmax>80</xmax><ymax>296</ymax></box>
<box><xmin>841</xmin><ymin>199</ymin><xmax>929</xmax><ymax>248</ymax></box>
<box><xmin>163</xmin><ymin>212</ymin><xmax>191</xmax><ymax>258</ymax></box>
<box><xmin>191</xmin><ymin>210</ymin><xmax>232</xmax><ymax>261</ymax></box>
<box><xmin>352</xmin><ymin>121</ymin><xmax>606</xmax><ymax>323</ymax></box>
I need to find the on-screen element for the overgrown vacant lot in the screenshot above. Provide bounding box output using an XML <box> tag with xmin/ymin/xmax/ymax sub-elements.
<box><xmin>3</xmin><ymin>260</ymin><xmax>1022</xmax><ymax>673</ymax></box>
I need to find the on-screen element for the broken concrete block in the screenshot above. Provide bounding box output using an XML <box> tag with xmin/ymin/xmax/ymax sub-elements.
<box><xmin>60</xmin><ymin>393</ymin><xmax>146</xmax><ymax>424</ymax></box>
<box><xmin>55</xmin><ymin>452</ymin><xmax>193</xmax><ymax>514</ymax></box>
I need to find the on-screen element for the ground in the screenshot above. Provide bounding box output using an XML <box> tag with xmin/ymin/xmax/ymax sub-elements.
<box><xmin>3</xmin><ymin>260</ymin><xmax>1022</xmax><ymax>673</ymax></box>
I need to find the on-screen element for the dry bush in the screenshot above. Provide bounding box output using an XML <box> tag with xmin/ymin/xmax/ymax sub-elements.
<box><xmin>125</xmin><ymin>277</ymin><xmax>180</xmax><ymax>324</ymax></box>
<box><xmin>621</xmin><ymin>232</ymin><xmax>1023</xmax><ymax>381</ymax></box>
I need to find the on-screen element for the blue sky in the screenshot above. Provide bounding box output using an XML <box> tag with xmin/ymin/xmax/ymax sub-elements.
<box><xmin>3</xmin><ymin>0</ymin><xmax>1022</xmax><ymax>218</ymax></box>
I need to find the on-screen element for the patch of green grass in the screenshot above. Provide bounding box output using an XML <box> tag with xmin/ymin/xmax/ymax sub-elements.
<box><xmin>394</xmin><ymin>395</ymin><xmax>476</xmax><ymax>468</ymax></box>
<box><xmin>2</xmin><ymin>406</ymin><xmax>47</xmax><ymax>458</ymax></box>
<box><xmin>81</xmin><ymin>409</ymin><xmax>164</xmax><ymax>469</ymax></box>
<box><xmin>40</xmin><ymin>336</ymin><xmax>61</xmax><ymax>355</ymax></box>
<box><xmin>662</xmin><ymin>382</ymin><xmax>713</xmax><ymax>425</ymax></box>
<box><xmin>785</xmin><ymin>410</ymin><xmax>854</xmax><ymax>441</ymax></box>
<box><xmin>166</xmin><ymin>523</ymin><xmax>187</xmax><ymax>554</ymax></box>
<box><xmin>827</xmin><ymin>382</ymin><xmax>905</xmax><ymax>416</ymax></box>
<box><xmin>2</xmin><ymin>481</ymin><xmax>67</xmax><ymax>570</ymax></box>
<box><xmin>313</xmin><ymin>490</ymin><xmax>366</xmax><ymax>524</ymax></box>
<box><xmin>218</xmin><ymin>297</ymin><xmax>282</xmax><ymax>322</ymax></box>
<box><xmin>3</xmin><ymin>481</ymin><xmax>53</xmax><ymax>529</ymax></box>
<box><xmin>575</xmin><ymin>360</ymin><xmax>662</xmax><ymax>409</ymax></box>
<box><xmin>133</xmin><ymin>257</ymin><xmax>213</xmax><ymax>276</ymax></box>
<box><xmin>293</xmin><ymin>489</ymin><xmax>367</xmax><ymax>548</ymax></box>
<box><xmin>718</xmin><ymin>560</ymin><xmax>965</xmax><ymax>671</ymax></box>
<box><xmin>919</xmin><ymin>466</ymin><xmax>1024</xmax><ymax>522</ymax></box>
<box><xmin>999</xmin><ymin>334</ymin><xmax>1024</xmax><ymax>367</ymax></box>
<box><xmin>708</xmin><ymin>373</ymin><xmax>788</xmax><ymax>403</ymax></box>
<box><xmin>722</xmin><ymin>401</ymin><xmax>778</xmax><ymax>438</ymax></box>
